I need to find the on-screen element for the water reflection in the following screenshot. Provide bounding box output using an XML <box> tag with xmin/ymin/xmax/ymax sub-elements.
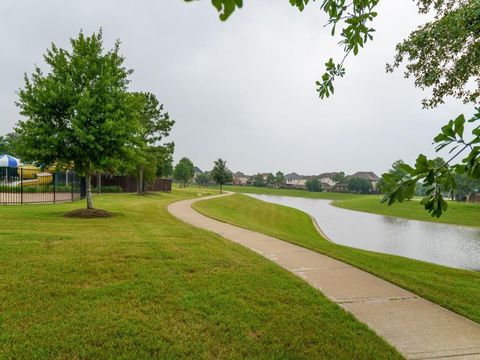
<box><xmin>247</xmin><ymin>194</ymin><xmax>480</xmax><ymax>270</ymax></box>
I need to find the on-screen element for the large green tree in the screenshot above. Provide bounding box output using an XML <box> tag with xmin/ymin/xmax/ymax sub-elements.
<box><xmin>210</xmin><ymin>158</ymin><xmax>233</xmax><ymax>193</ymax></box>
<box><xmin>132</xmin><ymin>92</ymin><xmax>175</xmax><ymax>194</ymax></box>
<box><xmin>173</xmin><ymin>157</ymin><xmax>195</xmax><ymax>187</ymax></box>
<box><xmin>15</xmin><ymin>30</ymin><xmax>140</xmax><ymax>209</ymax></box>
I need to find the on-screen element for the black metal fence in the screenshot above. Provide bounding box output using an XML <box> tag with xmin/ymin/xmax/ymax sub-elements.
<box><xmin>0</xmin><ymin>167</ymin><xmax>85</xmax><ymax>205</ymax></box>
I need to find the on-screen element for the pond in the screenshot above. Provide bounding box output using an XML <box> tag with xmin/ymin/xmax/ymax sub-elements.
<box><xmin>247</xmin><ymin>194</ymin><xmax>480</xmax><ymax>271</ymax></box>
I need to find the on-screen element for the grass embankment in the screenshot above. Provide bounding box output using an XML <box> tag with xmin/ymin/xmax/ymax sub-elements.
<box><xmin>193</xmin><ymin>194</ymin><xmax>480</xmax><ymax>325</ymax></box>
<box><xmin>224</xmin><ymin>185</ymin><xmax>480</xmax><ymax>227</ymax></box>
<box><xmin>224</xmin><ymin>185</ymin><xmax>358</xmax><ymax>200</ymax></box>
<box><xmin>334</xmin><ymin>196</ymin><xmax>480</xmax><ymax>227</ymax></box>
<box><xmin>0</xmin><ymin>189</ymin><xmax>401</xmax><ymax>359</ymax></box>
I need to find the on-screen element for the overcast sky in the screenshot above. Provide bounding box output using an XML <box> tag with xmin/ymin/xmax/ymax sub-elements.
<box><xmin>0</xmin><ymin>0</ymin><xmax>472</xmax><ymax>175</ymax></box>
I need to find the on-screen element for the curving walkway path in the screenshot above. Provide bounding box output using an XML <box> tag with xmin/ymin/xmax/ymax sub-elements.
<box><xmin>168</xmin><ymin>193</ymin><xmax>480</xmax><ymax>360</ymax></box>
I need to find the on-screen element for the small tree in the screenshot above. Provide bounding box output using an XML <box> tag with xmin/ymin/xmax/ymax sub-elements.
<box><xmin>253</xmin><ymin>173</ymin><xmax>265</xmax><ymax>187</ymax></box>
<box><xmin>195</xmin><ymin>172</ymin><xmax>210</xmax><ymax>187</ymax></box>
<box><xmin>173</xmin><ymin>157</ymin><xmax>194</xmax><ymax>187</ymax></box>
<box><xmin>333</xmin><ymin>172</ymin><xmax>345</xmax><ymax>183</ymax></box>
<box><xmin>347</xmin><ymin>177</ymin><xmax>372</xmax><ymax>194</ymax></box>
<box><xmin>306</xmin><ymin>178</ymin><xmax>322</xmax><ymax>192</ymax></box>
<box><xmin>266</xmin><ymin>173</ymin><xmax>275</xmax><ymax>188</ymax></box>
<box><xmin>275</xmin><ymin>171</ymin><xmax>285</xmax><ymax>188</ymax></box>
<box><xmin>15</xmin><ymin>30</ymin><xmax>140</xmax><ymax>209</ymax></box>
<box><xmin>211</xmin><ymin>158</ymin><xmax>232</xmax><ymax>194</ymax></box>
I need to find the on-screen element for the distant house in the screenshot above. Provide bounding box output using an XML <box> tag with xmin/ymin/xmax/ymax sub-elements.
<box><xmin>352</xmin><ymin>171</ymin><xmax>380</xmax><ymax>188</ymax></box>
<box><xmin>333</xmin><ymin>171</ymin><xmax>380</xmax><ymax>192</ymax></box>
<box><xmin>285</xmin><ymin>173</ymin><xmax>307</xmax><ymax>189</ymax></box>
<box><xmin>320</xmin><ymin>182</ymin><xmax>333</xmax><ymax>191</ymax></box>
<box><xmin>318</xmin><ymin>172</ymin><xmax>341</xmax><ymax>187</ymax></box>
<box><xmin>233</xmin><ymin>171</ymin><xmax>250</xmax><ymax>186</ymax></box>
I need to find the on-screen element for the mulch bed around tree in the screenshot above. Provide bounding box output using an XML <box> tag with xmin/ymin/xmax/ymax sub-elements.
<box><xmin>63</xmin><ymin>208</ymin><xmax>114</xmax><ymax>219</ymax></box>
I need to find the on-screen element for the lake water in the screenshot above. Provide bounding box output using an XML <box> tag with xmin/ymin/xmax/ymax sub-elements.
<box><xmin>247</xmin><ymin>194</ymin><xmax>480</xmax><ymax>270</ymax></box>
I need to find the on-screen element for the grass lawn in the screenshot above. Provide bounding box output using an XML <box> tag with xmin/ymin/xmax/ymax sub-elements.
<box><xmin>223</xmin><ymin>185</ymin><xmax>359</xmax><ymax>200</ymax></box>
<box><xmin>224</xmin><ymin>185</ymin><xmax>480</xmax><ymax>227</ymax></box>
<box><xmin>0</xmin><ymin>188</ymin><xmax>401</xmax><ymax>359</ymax></box>
<box><xmin>334</xmin><ymin>196</ymin><xmax>480</xmax><ymax>227</ymax></box>
<box><xmin>193</xmin><ymin>194</ymin><xmax>480</xmax><ymax>325</ymax></box>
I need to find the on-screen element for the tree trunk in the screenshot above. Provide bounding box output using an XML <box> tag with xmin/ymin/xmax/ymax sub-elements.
<box><xmin>86</xmin><ymin>171</ymin><xmax>94</xmax><ymax>209</ymax></box>
<box><xmin>220</xmin><ymin>183</ymin><xmax>223</xmax><ymax>194</ymax></box>
<box><xmin>97</xmin><ymin>172</ymin><xmax>102</xmax><ymax>194</ymax></box>
<box><xmin>138</xmin><ymin>166</ymin><xmax>144</xmax><ymax>194</ymax></box>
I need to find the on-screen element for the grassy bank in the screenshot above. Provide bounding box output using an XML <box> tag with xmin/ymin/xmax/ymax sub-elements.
<box><xmin>0</xmin><ymin>189</ymin><xmax>401</xmax><ymax>359</ymax></box>
<box><xmin>193</xmin><ymin>194</ymin><xmax>480</xmax><ymax>325</ymax></box>
<box><xmin>334</xmin><ymin>196</ymin><xmax>480</xmax><ymax>227</ymax></box>
<box><xmin>224</xmin><ymin>185</ymin><xmax>480</xmax><ymax>227</ymax></box>
<box><xmin>223</xmin><ymin>185</ymin><xmax>359</xmax><ymax>200</ymax></box>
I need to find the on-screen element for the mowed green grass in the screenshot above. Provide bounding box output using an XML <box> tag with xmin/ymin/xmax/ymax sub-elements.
<box><xmin>223</xmin><ymin>185</ymin><xmax>359</xmax><ymax>200</ymax></box>
<box><xmin>0</xmin><ymin>189</ymin><xmax>401</xmax><ymax>359</ymax></box>
<box><xmin>193</xmin><ymin>194</ymin><xmax>480</xmax><ymax>325</ymax></box>
<box><xmin>334</xmin><ymin>196</ymin><xmax>480</xmax><ymax>227</ymax></box>
<box><xmin>224</xmin><ymin>185</ymin><xmax>480</xmax><ymax>227</ymax></box>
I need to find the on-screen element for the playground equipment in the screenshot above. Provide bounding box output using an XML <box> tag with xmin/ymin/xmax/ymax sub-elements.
<box><xmin>12</xmin><ymin>172</ymin><xmax>53</xmax><ymax>187</ymax></box>
<box><xmin>9</xmin><ymin>166</ymin><xmax>53</xmax><ymax>187</ymax></box>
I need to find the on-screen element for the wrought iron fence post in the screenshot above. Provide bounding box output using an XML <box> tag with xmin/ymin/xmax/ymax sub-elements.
<box><xmin>20</xmin><ymin>167</ymin><xmax>23</xmax><ymax>205</ymax></box>
<box><xmin>71</xmin><ymin>172</ymin><xmax>74</xmax><ymax>202</ymax></box>
<box><xmin>53</xmin><ymin>171</ymin><xmax>56</xmax><ymax>204</ymax></box>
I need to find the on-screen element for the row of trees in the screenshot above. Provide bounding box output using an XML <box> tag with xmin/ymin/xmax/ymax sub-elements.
<box><xmin>251</xmin><ymin>171</ymin><xmax>285</xmax><ymax>188</ymax></box>
<box><xmin>174</xmin><ymin>157</ymin><xmax>233</xmax><ymax>193</ymax></box>
<box><xmin>12</xmin><ymin>30</ymin><xmax>175</xmax><ymax>209</ymax></box>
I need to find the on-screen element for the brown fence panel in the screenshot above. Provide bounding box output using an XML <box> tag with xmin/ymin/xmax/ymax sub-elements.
<box><xmin>92</xmin><ymin>174</ymin><xmax>172</xmax><ymax>193</ymax></box>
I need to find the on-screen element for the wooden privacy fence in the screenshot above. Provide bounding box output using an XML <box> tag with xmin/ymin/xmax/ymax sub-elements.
<box><xmin>92</xmin><ymin>174</ymin><xmax>172</xmax><ymax>193</ymax></box>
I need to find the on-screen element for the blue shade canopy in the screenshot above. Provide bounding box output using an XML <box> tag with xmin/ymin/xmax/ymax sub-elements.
<box><xmin>0</xmin><ymin>154</ymin><xmax>21</xmax><ymax>167</ymax></box>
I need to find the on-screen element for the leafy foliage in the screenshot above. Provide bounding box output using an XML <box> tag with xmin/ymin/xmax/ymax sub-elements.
<box><xmin>210</xmin><ymin>158</ymin><xmax>233</xmax><ymax>193</ymax></box>
<box><xmin>14</xmin><ymin>30</ymin><xmax>140</xmax><ymax>208</ymax></box>
<box><xmin>387</xmin><ymin>0</ymin><xmax>480</xmax><ymax>108</ymax></box>
<box><xmin>306</xmin><ymin>178</ymin><xmax>322</xmax><ymax>192</ymax></box>
<box><xmin>347</xmin><ymin>176</ymin><xmax>372</xmax><ymax>194</ymax></box>
<box><xmin>187</xmin><ymin>0</ymin><xmax>478</xmax><ymax>108</ymax></box>
<box><xmin>195</xmin><ymin>171</ymin><xmax>211</xmax><ymax>186</ymax></box>
<box><xmin>383</xmin><ymin>108</ymin><xmax>480</xmax><ymax>217</ymax></box>
<box><xmin>0</xmin><ymin>133</ymin><xmax>19</xmax><ymax>157</ymax></box>
<box><xmin>275</xmin><ymin>171</ymin><xmax>285</xmax><ymax>188</ymax></box>
<box><xmin>332</xmin><ymin>171</ymin><xmax>345</xmax><ymax>183</ymax></box>
<box><xmin>253</xmin><ymin>173</ymin><xmax>265</xmax><ymax>187</ymax></box>
<box><xmin>131</xmin><ymin>92</ymin><xmax>175</xmax><ymax>193</ymax></box>
<box><xmin>266</xmin><ymin>173</ymin><xmax>276</xmax><ymax>187</ymax></box>
<box><xmin>173</xmin><ymin>157</ymin><xmax>195</xmax><ymax>187</ymax></box>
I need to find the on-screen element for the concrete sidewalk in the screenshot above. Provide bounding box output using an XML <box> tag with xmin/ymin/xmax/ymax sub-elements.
<box><xmin>168</xmin><ymin>193</ymin><xmax>480</xmax><ymax>359</ymax></box>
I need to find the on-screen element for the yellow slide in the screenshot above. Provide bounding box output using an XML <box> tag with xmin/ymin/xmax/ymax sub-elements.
<box><xmin>12</xmin><ymin>166</ymin><xmax>53</xmax><ymax>187</ymax></box>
